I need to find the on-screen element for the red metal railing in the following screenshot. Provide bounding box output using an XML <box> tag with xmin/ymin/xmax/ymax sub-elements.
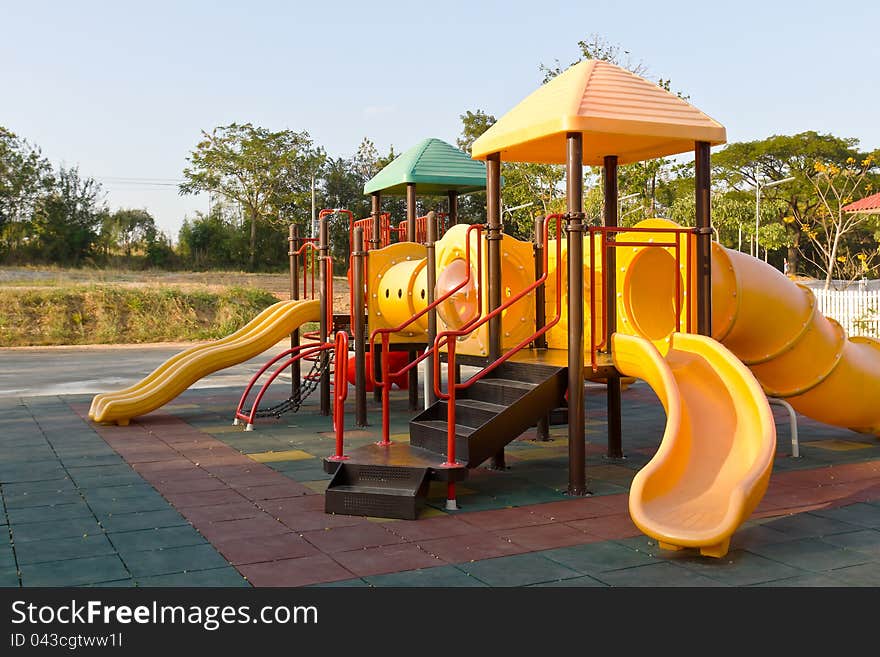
<box><xmin>431</xmin><ymin>214</ymin><xmax>565</xmax><ymax>470</ymax></box>
<box><xmin>587</xmin><ymin>225</ymin><xmax>697</xmax><ymax>370</ymax></box>
<box><xmin>329</xmin><ymin>330</ymin><xmax>349</xmax><ymax>461</ymax></box>
<box><xmin>396</xmin><ymin>213</ymin><xmax>448</xmax><ymax>243</ymax></box>
<box><xmin>351</xmin><ymin>212</ymin><xmax>392</xmax><ymax>251</ymax></box>
<box><xmin>370</xmin><ymin>224</ymin><xmax>485</xmax><ymax>445</ymax></box>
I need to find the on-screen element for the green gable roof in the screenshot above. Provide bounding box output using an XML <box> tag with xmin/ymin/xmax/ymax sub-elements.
<box><xmin>363</xmin><ymin>138</ymin><xmax>489</xmax><ymax>196</ymax></box>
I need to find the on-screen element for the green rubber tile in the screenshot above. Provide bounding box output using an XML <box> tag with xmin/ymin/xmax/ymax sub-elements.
<box><xmin>75</xmin><ymin>473</ymin><xmax>146</xmax><ymax>489</ymax></box>
<box><xmin>365</xmin><ymin>565</ymin><xmax>488</xmax><ymax>587</ymax></box>
<box><xmin>136</xmin><ymin>567</ymin><xmax>250</xmax><ymax>587</ymax></box>
<box><xmin>542</xmin><ymin>541</ymin><xmax>659</xmax><ymax>574</ymax></box>
<box><xmin>810</xmin><ymin>504</ymin><xmax>880</xmax><ymax>529</ymax></box>
<box><xmin>751</xmin><ymin>573</ymin><xmax>842</xmax><ymax>587</ymax></box>
<box><xmin>762</xmin><ymin>513</ymin><xmax>861</xmax><ymax>539</ymax></box>
<box><xmin>747</xmin><ymin>537</ymin><xmax>875</xmax><ymax>572</ymax></box>
<box><xmin>109</xmin><ymin>526</ymin><xmax>206</xmax><ymax>553</ymax></box>
<box><xmin>11</xmin><ymin>517</ymin><xmax>104</xmax><ymax>543</ymax></box>
<box><xmin>0</xmin><ymin>462</ymin><xmax>67</xmax><ymax>483</ymax></box>
<box><xmin>3</xmin><ymin>477</ymin><xmax>77</xmax><ymax>496</ymax></box>
<box><xmin>0</xmin><ymin>566</ymin><xmax>20</xmax><ymax>587</ymax></box>
<box><xmin>98</xmin><ymin>509</ymin><xmax>189</xmax><ymax>533</ymax></box>
<box><xmin>307</xmin><ymin>578</ymin><xmax>370</xmax><ymax>588</ymax></box>
<box><xmin>7</xmin><ymin>501</ymin><xmax>94</xmax><ymax>525</ymax></box>
<box><xmin>17</xmin><ymin>534</ymin><xmax>116</xmax><ymax>565</ymax></box>
<box><xmin>58</xmin><ymin>454</ymin><xmax>125</xmax><ymax>468</ymax></box>
<box><xmin>670</xmin><ymin>549</ymin><xmax>805</xmax><ymax>586</ymax></box>
<box><xmin>828</xmin><ymin>562</ymin><xmax>880</xmax><ymax>586</ymax></box>
<box><xmin>0</xmin><ymin>548</ymin><xmax>17</xmax><ymax>569</ymax></box>
<box><xmin>820</xmin><ymin>530</ymin><xmax>880</xmax><ymax>557</ymax></box>
<box><xmin>80</xmin><ymin>483</ymin><xmax>159</xmax><ymax>501</ymax></box>
<box><xmin>592</xmin><ymin>562</ymin><xmax>727</xmax><ymax>587</ymax></box>
<box><xmin>20</xmin><ymin>555</ymin><xmax>129</xmax><ymax>587</ymax></box>
<box><xmin>122</xmin><ymin>543</ymin><xmax>230</xmax><ymax>578</ymax></box>
<box><xmin>86</xmin><ymin>579</ymin><xmax>136</xmax><ymax>587</ymax></box>
<box><xmin>528</xmin><ymin>575</ymin><xmax>606</xmax><ymax>587</ymax></box>
<box><xmin>457</xmin><ymin>553</ymin><xmax>581</xmax><ymax>587</ymax></box>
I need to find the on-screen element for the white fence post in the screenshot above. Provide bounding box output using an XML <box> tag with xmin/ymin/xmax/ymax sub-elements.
<box><xmin>809</xmin><ymin>285</ymin><xmax>880</xmax><ymax>338</ymax></box>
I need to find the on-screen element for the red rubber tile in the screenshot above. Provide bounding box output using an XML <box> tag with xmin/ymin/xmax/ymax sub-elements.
<box><xmin>180</xmin><ymin>501</ymin><xmax>263</xmax><ymax>524</ymax></box>
<box><xmin>332</xmin><ymin>543</ymin><xmax>442</xmax><ymax>577</ymax></box>
<box><xmin>236</xmin><ymin>481</ymin><xmax>313</xmax><ymax>501</ymax></box>
<box><xmin>417</xmin><ymin>531</ymin><xmax>527</xmax><ymax>563</ymax></box>
<box><xmin>301</xmin><ymin>523</ymin><xmax>403</xmax><ymax>554</ymax></box>
<box><xmin>568</xmin><ymin>512</ymin><xmax>641</xmax><ymax>540</ymax></box>
<box><xmin>385</xmin><ymin>515</ymin><xmax>483</xmax><ymax>542</ymax></box>
<box><xmin>458</xmin><ymin>507</ymin><xmax>553</xmax><ymax>531</ymax></box>
<box><xmin>530</xmin><ymin>496</ymin><xmax>623</xmax><ymax>522</ymax></box>
<box><xmin>198</xmin><ymin>514</ymin><xmax>290</xmax><ymax>543</ymax></box>
<box><xmin>494</xmin><ymin>523</ymin><xmax>600</xmax><ymax>551</ymax></box>
<box><xmin>219</xmin><ymin>532</ymin><xmax>319</xmax><ymax>565</ymax></box>
<box><xmin>151</xmin><ymin>476</ymin><xmax>227</xmax><ymax>494</ymax></box>
<box><xmin>163</xmin><ymin>488</ymin><xmax>247</xmax><ymax>509</ymax></box>
<box><xmin>238</xmin><ymin>554</ymin><xmax>354</xmax><ymax>587</ymax></box>
<box><xmin>275</xmin><ymin>511</ymin><xmax>366</xmax><ymax>532</ymax></box>
<box><xmin>259</xmin><ymin>495</ymin><xmax>326</xmax><ymax>515</ymax></box>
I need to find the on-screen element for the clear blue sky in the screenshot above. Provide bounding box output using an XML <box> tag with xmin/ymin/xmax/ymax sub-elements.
<box><xmin>3</xmin><ymin>0</ymin><xmax>878</xmax><ymax>238</ymax></box>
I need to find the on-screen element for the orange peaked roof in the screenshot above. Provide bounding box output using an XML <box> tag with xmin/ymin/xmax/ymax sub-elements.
<box><xmin>842</xmin><ymin>192</ymin><xmax>880</xmax><ymax>214</ymax></box>
<box><xmin>471</xmin><ymin>59</ymin><xmax>726</xmax><ymax>165</ymax></box>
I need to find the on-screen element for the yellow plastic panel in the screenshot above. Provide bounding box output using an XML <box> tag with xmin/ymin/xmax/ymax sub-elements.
<box><xmin>367</xmin><ymin>242</ymin><xmax>429</xmax><ymax>344</ymax></box>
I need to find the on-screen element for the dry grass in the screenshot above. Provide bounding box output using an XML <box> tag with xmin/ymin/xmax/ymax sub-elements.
<box><xmin>0</xmin><ymin>285</ymin><xmax>280</xmax><ymax>347</ymax></box>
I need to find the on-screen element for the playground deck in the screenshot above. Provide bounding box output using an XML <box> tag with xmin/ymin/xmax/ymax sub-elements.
<box><xmin>2</xmin><ymin>378</ymin><xmax>879</xmax><ymax>588</ymax></box>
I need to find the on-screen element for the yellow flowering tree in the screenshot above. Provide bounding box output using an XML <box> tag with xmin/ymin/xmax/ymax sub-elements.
<box><xmin>801</xmin><ymin>156</ymin><xmax>876</xmax><ymax>289</ymax></box>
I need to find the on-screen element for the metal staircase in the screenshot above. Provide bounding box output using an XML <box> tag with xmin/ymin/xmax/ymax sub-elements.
<box><xmin>324</xmin><ymin>360</ymin><xmax>566</xmax><ymax>519</ymax></box>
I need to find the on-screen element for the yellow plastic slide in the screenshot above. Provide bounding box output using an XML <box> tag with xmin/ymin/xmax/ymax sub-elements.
<box><xmin>612</xmin><ymin>332</ymin><xmax>776</xmax><ymax>558</ymax></box>
<box><xmin>89</xmin><ymin>299</ymin><xmax>320</xmax><ymax>426</ymax></box>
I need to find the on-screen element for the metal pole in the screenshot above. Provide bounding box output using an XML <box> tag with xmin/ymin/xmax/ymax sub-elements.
<box><xmin>319</xmin><ymin>215</ymin><xmax>331</xmax><ymax>416</ymax></box>
<box><xmin>534</xmin><ymin>215</ymin><xmax>550</xmax><ymax>442</ymax></box>
<box><xmin>426</xmin><ymin>212</ymin><xmax>438</xmax><ymax>406</ymax></box>
<box><xmin>353</xmin><ymin>227</ymin><xmax>367</xmax><ymax>426</ymax></box>
<box><xmin>695</xmin><ymin>141</ymin><xmax>713</xmax><ymax>337</ymax></box>
<box><xmin>755</xmin><ymin>183</ymin><xmax>761</xmax><ymax>259</ymax></box>
<box><xmin>566</xmin><ymin>133</ymin><xmax>586</xmax><ymax>496</ymax></box>
<box><xmin>486</xmin><ymin>152</ymin><xmax>505</xmax><ymax>470</ymax></box>
<box><xmin>289</xmin><ymin>225</ymin><xmax>301</xmax><ymax>402</ymax></box>
<box><xmin>371</xmin><ymin>192</ymin><xmax>382</xmax><ymax>250</ymax></box>
<box><xmin>448</xmin><ymin>190</ymin><xmax>459</xmax><ymax>226</ymax></box>
<box><xmin>406</xmin><ymin>183</ymin><xmax>417</xmax><ymax>242</ymax></box>
<box><xmin>603</xmin><ymin>156</ymin><xmax>623</xmax><ymax>459</ymax></box>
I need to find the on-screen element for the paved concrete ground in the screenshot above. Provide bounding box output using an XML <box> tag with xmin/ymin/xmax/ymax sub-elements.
<box><xmin>1</xmin><ymin>346</ymin><xmax>879</xmax><ymax>587</ymax></box>
<box><xmin>0</xmin><ymin>343</ymin><xmax>297</xmax><ymax>397</ymax></box>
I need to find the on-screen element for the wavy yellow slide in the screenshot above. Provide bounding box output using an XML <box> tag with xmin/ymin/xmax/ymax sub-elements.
<box><xmin>89</xmin><ymin>299</ymin><xmax>320</xmax><ymax>426</ymax></box>
<box><xmin>612</xmin><ymin>332</ymin><xmax>776</xmax><ymax>558</ymax></box>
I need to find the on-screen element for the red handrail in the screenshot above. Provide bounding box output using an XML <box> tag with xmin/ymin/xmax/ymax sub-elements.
<box><xmin>431</xmin><ymin>214</ymin><xmax>565</xmax><ymax>467</ymax></box>
<box><xmin>370</xmin><ymin>224</ymin><xmax>485</xmax><ymax>445</ymax></box>
<box><xmin>234</xmin><ymin>341</ymin><xmax>334</xmax><ymax>429</ymax></box>
<box><xmin>396</xmin><ymin>213</ymin><xmax>448</xmax><ymax>244</ymax></box>
<box><xmin>587</xmin><ymin>225</ymin><xmax>697</xmax><ymax>370</ymax></box>
<box><xmin>351</xmin><ymin>212</ymin><xmax>392</xmax><ymax>250</ymax></box>
<box><xmin>329</xmin><ymin>330</ymin><xmax>350</xmax><ymax>461</ymax></box>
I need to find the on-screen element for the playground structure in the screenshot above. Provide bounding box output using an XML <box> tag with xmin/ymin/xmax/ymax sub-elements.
<box><xmin>88</xmin><ymin>60</ymin><xmax>880</xmax><ymax>558</ymax></box>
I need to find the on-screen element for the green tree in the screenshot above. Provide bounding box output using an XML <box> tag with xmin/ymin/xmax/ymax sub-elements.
<box><xmin>180</xmin><ymin>123</ymin><xmax>325</xmax><ymax>270</ymax></box>
<box><xmin>712</xmin><ymin>131</ymin><xmax>879</xmax><ymax>277</ymax></box>
<box><xmin>104</xmin><ymin>208</ymin><xmax>157</xmax><ymax>257</ymax></box>
<box><xmin>1</xmin><ymin>127</ymin><xmax>52</xmax><ymax>257</ymax></box>
<box><xmin>31</xmin><ymin>166</ymin><xmax>106</xmax><ymax>266</ymax></box>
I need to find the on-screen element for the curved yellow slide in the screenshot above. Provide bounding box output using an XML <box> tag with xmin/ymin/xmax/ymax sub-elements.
<box><xmin>617</xmin><ymin>218</ymin><xmax>880</xmax><ymax>435</ymax></box>
<box><xmin>89</xmin><ymin>299</ymin><xmax>320</xmax><ymax>426</ymax></box>
<box><xmin>612</xmin><ymin>332</ymin><xmax>776</xmax><ymax>558</ymax></box>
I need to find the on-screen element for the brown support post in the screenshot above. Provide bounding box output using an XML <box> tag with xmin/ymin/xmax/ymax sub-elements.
<box><xmin>370</xmin><ymin>192</ymin><xmax>382</xmax><ymax>250</ymax></box>
<box><xmin>567</xmin><ymin>133</ymin><xmax>587</xmax><ymax>496</ymax></box>
<box><xmin>426</xmin><ymin>212</ymin><xmax>438</xmax><ymax>406</ymax></box>
<box><xmin>319</xmin><ymin>215</ymin><xmax>331</xmax><ymax>416</ymax></box>
<box><xmin>289</xmin><ymin>225</ymin><xmax>301</xmax><ymax>402</ymax></box>
<box><xmin>486</xmin><ymin>152</ymin><xmax>505</xmax><ymax>469</ymax></box>
<box><xmin>695</xmin><ymin>141</ymin><xmax>712</xmax><ymax>336</ymax></box>
<box><xmin>447</xmin><ymin>190</ymin><xmax>459</xmax><ymax>226</ymax></box>
<box><xmin>603</xmin><ymin>156</ymin><xmax>623</xmax><ymax>459</ymax></box>
<box><xmin>352</xmin><ymin>227</ymin><xmax>367</xmax><ymax>427</ymax></box>
<box><xmin>406</xmin><ymin>183</ymin><xmax>417</xmax><ymax>242</ymax></box>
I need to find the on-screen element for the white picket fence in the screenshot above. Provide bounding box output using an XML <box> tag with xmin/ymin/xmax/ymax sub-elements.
<box><xmin>810</xmin><ymin>287</ymin><xmax>880</xmax><ymax>338</ymax></box>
